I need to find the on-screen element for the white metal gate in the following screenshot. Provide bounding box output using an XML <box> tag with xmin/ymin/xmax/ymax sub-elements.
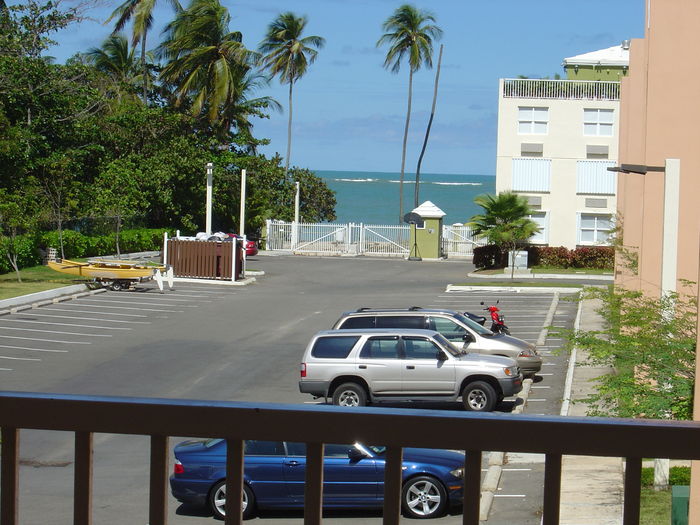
<box><xmin>266</xmin><ymin>220</ymin><xmax>482</xmax><ymax>258</ymax></box>
<box><xmin>441</xmin><ymin>224</ymin><xmax>483</xmax><ymax>258</ymax></box>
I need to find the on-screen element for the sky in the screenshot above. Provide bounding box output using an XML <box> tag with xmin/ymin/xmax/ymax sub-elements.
<box><xmin>46</xmin><ymin>0</ymin><xmax>646</xmax><ymax>176</ymax></box>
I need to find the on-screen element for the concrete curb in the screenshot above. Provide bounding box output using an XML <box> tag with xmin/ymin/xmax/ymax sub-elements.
<box><xmin>446</xmin><ymin>285</ymin><xmax>583</xmax><ymax>294</ymax></box>
<box><xmin>466</xmin><ymin>272</ymin><xmax>613</xmax><ymax>281</ymax></box>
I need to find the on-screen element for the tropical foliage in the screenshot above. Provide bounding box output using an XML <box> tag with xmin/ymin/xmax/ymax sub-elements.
<box><xmin>0</xmin><ymin>0</ymin><xmax>336</xmax><ymax>276</ymax></box>
<box><xmin>258</xmin><ymin>12</ymin><xmax>325</xmax><ymax>175</ymax></box>
<box><xmin>467</xmin><ymin>192</ymin><xmax>540</xmax><ymax>277</ymax></box>
<box><xmin>377</xmin><ymin>4</ymin><xmax>442</xmax><ymax>222</ymax></box>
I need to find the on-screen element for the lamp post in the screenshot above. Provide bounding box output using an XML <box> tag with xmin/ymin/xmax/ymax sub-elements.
<box><xmin>239</xmin><ymin>169</ymin><xmax>247</xmax><ymax>236</ymax></box>
<box><xmin>205</xmin><ymin>162</ymin><xmax>213</xmax><ymax>236</ymax></box>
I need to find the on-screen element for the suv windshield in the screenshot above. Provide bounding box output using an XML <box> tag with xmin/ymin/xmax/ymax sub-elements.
<box><xmin>434</xmin><ymin>333</ymin><xmax>464</xmax><ymax>356</ymax></box>
<box><xmin>453</xmin><ymin>312</ymin><xmax>494</xmax><ymax>336</ymax></box>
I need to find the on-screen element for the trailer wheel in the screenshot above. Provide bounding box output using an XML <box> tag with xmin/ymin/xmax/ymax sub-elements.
<box><xmin>111</xmin><ymin>281</ymin><xmax>125</xmax><ymax>291</ymax></box>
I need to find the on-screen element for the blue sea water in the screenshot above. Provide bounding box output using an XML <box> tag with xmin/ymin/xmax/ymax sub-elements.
<box><xmin>315</xmin><ymin>170</ymin><xmax>496</xmax><ymax>225</ymax></box>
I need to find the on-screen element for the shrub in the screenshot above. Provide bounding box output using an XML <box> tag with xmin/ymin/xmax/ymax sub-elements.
<box><xmin>641</xmin><ymin>466</ymin><xmax>690</xmax><ymax>487</ymax></box>
<box><xmin>39</xmin><ymin>230</ymin><xmax>89</xmax><ymax>259</ymax></box>
<box><xmin>571</xmin><ymin>246</ymin><xmax>614</xmax><ymax>269</ymax></box>
<box><xmin>473</xmin><ymin>245</ymin><xmax>507</xmax><ymax>269</ymax></box>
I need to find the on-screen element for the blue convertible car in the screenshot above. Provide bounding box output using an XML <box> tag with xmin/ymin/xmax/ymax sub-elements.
<box><xmin>170</xmin><ymin>439</ymin><xmax>465</xmax><ymax>520</ymax></box>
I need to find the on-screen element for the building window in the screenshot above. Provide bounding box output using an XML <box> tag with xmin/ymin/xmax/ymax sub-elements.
<box><xmin>578</xmin><ymin>214</ymin><xmax>613</xmax><ymax>245</ymax></box>
<box><xmin>583</xmin><ymin>108</ymin><xmax>614</xmax><ymax>136</ymax></box>
<box><xmin>527</xmin><ymin>212</ymin><xmax>547</xmax><ymax>244</ymax></box>
<box><xmin>576</xmin><ymin>160</ymin><xmax>616</xmax><ymax>194</ymax></box>
<box><xmin>512</xmin><ymin>158</ymin><xmax>551</xmax><ymax>192</ymax></box>
<box><xmin>518</xmin><ymin>106</ymin><xmax>548</xmax><ymax>134</ymax></box>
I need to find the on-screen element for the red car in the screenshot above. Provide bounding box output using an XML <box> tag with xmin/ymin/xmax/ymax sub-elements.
<box><xmin>225</xmin><ymin>234</ymin><xmax>259</xmax><ymax>256</ymax></box>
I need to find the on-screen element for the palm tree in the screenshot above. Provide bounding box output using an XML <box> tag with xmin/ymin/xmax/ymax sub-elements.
<box><xmin>106</xmin><ymin>0</ymin><xmax>181</xmax><ymax>102</ymax></box>
<box><xmin>467</xmin><ymin>192</ymin><xmax>540</xmax><ymax>278</ymax></box>
<box><xmin>258</xmin><ymin>12</ymin><xmax>325</xmax><ymax>176</ymax></box>
<box><xmin>377</xmin><ymin>4</ymin><xmax>442</xmax><ymax>222</ymax></box>
<box><xmin>85</xmin><ymin>34</ymin><xmax>140</xmax><ymax>85</ymax></box>
<box><xmin>157</xmin><ymin>0</ymin><xmax>261</xmax><ymax>140</ymax></box>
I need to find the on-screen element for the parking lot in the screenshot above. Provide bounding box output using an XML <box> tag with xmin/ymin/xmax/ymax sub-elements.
<box><xmin>2</xmin><ymin>255</ymin><xmax>586</xmax><ymax>524</ymax></box>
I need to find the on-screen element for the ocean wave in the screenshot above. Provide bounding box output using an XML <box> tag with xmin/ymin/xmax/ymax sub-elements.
<box><xmin>335</xmin><ymin>178</ymin><xmax>380</xmax><ymax>183</ymax></box>
<box><xmin>432</xmin><ymin>182</ymin><xmax>483</xmax><ymax>186</ymax></box>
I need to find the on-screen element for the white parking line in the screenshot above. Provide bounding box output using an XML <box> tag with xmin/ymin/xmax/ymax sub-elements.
<box><xmin>0</xmin><ymin>327</ymin><xmax>110</xmax><ymax>337</ymax></box>
<box><xmin>502</xmin><ymin>468</ymin><xmax>532</xmax><ymax>472</ymax></box>
<box><xmin>111</xmin><ymin>295</ymin><xmax>212</xmax><ymax>303</ymax></box>
<box><xmin>0</xmin><ymin>319</ymin><xmax>131</xmax><ymax>331</ymax></box>
<box><xmin>80</xmin><ymin>299</ymin><xmax>198</xmax><ymax>308</ymax></box>
<box><xmin>0</xmin><ymin>355</ymin><xmax>40</xmax><ymax>361</ymax></box>
<box><xmin>14</xmin><ymin>312</ymin><xmax>150</xmax><ymax>324</ymax></box>
<box><xmin>47</xmin><ymin>307</ymin><xmax>150</xmax><ymax>318</ymax></box>
<box><xmin>531</xmin><ymin>386</ymin><xmax>551</xmax><ymax>389</ymax></box>
<box><xmin>0</xmin><ymin>335</ymin><xmax>90</xmax><ymax>344</ymax></box>
<box><xmin>542</xmin><ymin>363</ymin><xmax>557</xmax><ymax>366</ymax></box>
<box><xmin>0</xmin><ymin>344</ymin><xmax>68</xmax><ymax>353</ymax></box>
<box><xmin>0</xmin><ymin>368</ymin><xmax>11</xmax><ymax>371</ymax></box>
<box><xmin>57</xmin><ymin>304</ymin><xmax>183</xmax><ymax>313</ymax></box>
<box><xmin>537</xmin><ymin>373</ymin><xmax>553</xmax><ymax>376</ymax></box>
<box><xmin>526</xmin><ymin>399</ymin><xmax>547</xmax><ymax>402</ymax></box>
<box><xmin>493</xmin><ymin>494</ymin><xmax>526</xmax><ymax>498</ymax></box>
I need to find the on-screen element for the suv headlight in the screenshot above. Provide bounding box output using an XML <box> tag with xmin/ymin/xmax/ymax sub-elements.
<box><xmin>449</xmin><ymin>467</ymin><xmax>464</xmax><ymax>479</ymax></box>
<box><xmin>503</xmin><ymin>366</ymin><xmax>518</xmax><ymax>377</ymax></box>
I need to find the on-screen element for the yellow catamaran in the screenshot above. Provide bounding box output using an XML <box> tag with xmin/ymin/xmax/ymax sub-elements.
<box><xmin>47</xmin><ymin>259</ymin><xmax>169</xmax><ymax>290</ymax></box>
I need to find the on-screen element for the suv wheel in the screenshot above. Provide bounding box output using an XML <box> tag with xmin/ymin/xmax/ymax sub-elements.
<box><xmin>461</xmin><ymin>381</ymin><xmax>497</xmax><ymax>412</ymax></box>
<box><xmin>332</xmin><ymin>382</ymin><xmax>367</xmax><ymax>407</ymax></box>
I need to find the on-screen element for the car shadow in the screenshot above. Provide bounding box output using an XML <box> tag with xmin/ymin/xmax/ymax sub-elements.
<box><xmin>316</xmin><ymin>399</ymin><xmax>517</xmax><ymax>413</ymax></box>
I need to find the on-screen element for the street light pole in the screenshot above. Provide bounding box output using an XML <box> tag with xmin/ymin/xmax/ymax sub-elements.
<box><xmin>205</xmin><ymin>162</ymin><xmax>213</xmax><ymax>236</ymax></box>
<box><xmin>239</xmin><ymin>169</ymin><xmax>247</xmax><ymax>236</ymax></box>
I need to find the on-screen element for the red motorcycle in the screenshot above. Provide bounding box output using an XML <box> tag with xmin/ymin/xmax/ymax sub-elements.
<box><xmin>481</xmin><ymin>300</ymin><xmax>510</xmax><ymax>335</ymax></box>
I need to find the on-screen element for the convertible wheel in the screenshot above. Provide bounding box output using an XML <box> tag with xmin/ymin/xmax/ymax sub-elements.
<box><xmin>208</xmin><ymin>480</ymin><xmax>254</xmax><ymax>520</ymax></box>
<box><xmin>462</xmin><ymin>381</ymin><xmax>497</xmax><ymax>412</ymax></box>
<box><xmin>402</xmin><ymin>475</ymin><xmax>447</xmax><ymax>519</ymax></box>
<box><xmin>331</xmin><ymin>382</ymin><xmax>367</xmax><ymax>407</ymax></box>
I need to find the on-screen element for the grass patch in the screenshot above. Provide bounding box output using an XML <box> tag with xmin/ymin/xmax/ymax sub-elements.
<box><xmin>640</xmin><ymin>488</ymin><xmax>671</xmax><ymax>525</ymax></box>
<box><xmin>0</xmin><ymin>264</ymin><xmax>89</xmax><ymax>301</ymax></box>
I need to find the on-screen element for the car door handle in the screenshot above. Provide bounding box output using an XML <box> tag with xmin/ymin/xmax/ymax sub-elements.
<box><xmin>284</xmin><ymin>460</ymin><xmax>301</xmax><ymax>466</ymax></box>
<box><xmin>406</xmin><ymin>365</ymin><xmax>415</xmax><ymax>369</ymax></box>
<box><xmin>359</xmin><ymin>365</ymin><xmax>367</xmax><ymax>369</ymax></box>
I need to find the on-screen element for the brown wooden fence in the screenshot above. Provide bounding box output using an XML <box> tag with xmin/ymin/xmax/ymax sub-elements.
<box><xmin>166</xmin><ymin>239</ymin><xmax>243</xmax><ymax>280</ymax></box>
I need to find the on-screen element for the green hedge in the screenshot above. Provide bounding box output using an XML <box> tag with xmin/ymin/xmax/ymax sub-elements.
<box><xmin>473</xmin><ymin>244</ymin><xmax>615</xmax><ymax>270</ymax></box>
<box><xmin>0</xmin><ymin>228</ymin><xmax>173</xmax><ymax>274</ymax></box>
<box><xmin>641</xmin><ymin>466</ymin><xmax>690</xmax><ymax>487</ymax></box>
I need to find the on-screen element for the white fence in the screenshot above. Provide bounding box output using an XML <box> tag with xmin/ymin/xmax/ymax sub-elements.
<box><xmin>265</xmin><ymin>220</ymin><xmax>483</xmax><ymax>258</ymax></box>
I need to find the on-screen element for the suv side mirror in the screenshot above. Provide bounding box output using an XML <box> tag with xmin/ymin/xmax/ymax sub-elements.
<box><xmin>462</xmin><ymin>333</ymin><xmax>474</xmax><ymax>343</ymax></box>
<box><xmin>348</xmin><ymin>447</ymin><xmax>367</xmax><ymax>461</ymax></box>
<box><xmin>436</xmin><ymin>351</ymin><xmax>448</xmax><ymax>361</ymax></box>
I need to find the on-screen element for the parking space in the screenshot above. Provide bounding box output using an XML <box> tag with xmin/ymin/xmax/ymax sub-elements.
<box><xmin>0</xmin><ymin>283</ymin><xmax>238</xmax><ymax>375</ymax></box>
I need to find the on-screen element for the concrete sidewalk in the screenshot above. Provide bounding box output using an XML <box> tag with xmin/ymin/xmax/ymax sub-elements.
<box><xmin>559</xmin><ymin>297</ymin><xmax>623</xmax><ymax>524</ymax></box>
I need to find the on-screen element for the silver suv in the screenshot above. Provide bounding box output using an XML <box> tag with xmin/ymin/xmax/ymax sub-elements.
<box><xmin>332</xmin><ymin>307</ymin><xmax>541</xmax><ymax>376</ymax></box>
<box><xmin>298</xmin><ymin>328</ymin><xmax>522</xmax><ymax>412</ymax></box>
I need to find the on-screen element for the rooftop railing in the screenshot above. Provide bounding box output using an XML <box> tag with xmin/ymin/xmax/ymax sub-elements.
<box><xmin>2</xmin><ymin>391</ymin><xmax>700</xmax><ymax>525</ymax></box>
<box><xmin>502</xmin><ymin>78</ymin><xmax>620</xmax><ymax>101</ymax></box>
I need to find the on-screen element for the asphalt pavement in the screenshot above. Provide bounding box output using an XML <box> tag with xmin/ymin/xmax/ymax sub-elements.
<box><xmin>0</xmin><ymin>254</ymin><xmax>620</xmax><ymax>524</ymax></box>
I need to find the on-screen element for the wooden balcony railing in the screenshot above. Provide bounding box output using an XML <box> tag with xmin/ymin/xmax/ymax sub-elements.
<box><xmin>2</xmin><ymin>391</ymin><xmax>700</xmax><ymax>525</ymax></box>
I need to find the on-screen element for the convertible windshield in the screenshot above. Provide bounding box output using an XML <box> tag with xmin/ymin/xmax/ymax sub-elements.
<box><xmin>453</xmin><ymin>313</ymin><xmax>494</xmax><ymax>336</ymax></box>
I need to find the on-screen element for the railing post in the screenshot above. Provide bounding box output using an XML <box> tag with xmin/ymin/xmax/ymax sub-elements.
<box><xmin>225</xmin><ymin>439</ymin><xmax>244</xmax><ymax>525</ymax></box>
<box><xmin>1</xmin><ymin>427</ymin><xmax>18</xmax><ymax>525</ymax></box>
<box><xmin>74</xmin><ymin>431</ymin><xmax>93</xmax><ymax>525</ymax></box>
<box><xmin>623</xmin><ymin>457</ymin><xmax>642</xmax><ymax>525</ymax></box>
<box><xmin>149</xmin><ymin>435</ymin><xmax>169</xmax><ymax>525</ymax></box>
<box><xmin>463</xmin><ymin>450</ymin><xmax>481</xmax><ymax>525</ymax></box>
<box><xmin>542</xmin><ymin>453</ymin><xmax>562</xmax><ymax>525</ymax></box>
<box><xmin>304</xmin><ymin>443</ymin><xmax>324</xmax><ymax>525</ymax></box>
<box><xmin>383</xmin><ymin>446</ymin><xmax>403</xmax><ymax>525</ymax></box>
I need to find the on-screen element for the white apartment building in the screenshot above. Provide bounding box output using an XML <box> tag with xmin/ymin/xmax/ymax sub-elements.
<box><xmin>495</xmin><ymin>46</ymin><xmax>629</xmax><ymax>249</ymax></box>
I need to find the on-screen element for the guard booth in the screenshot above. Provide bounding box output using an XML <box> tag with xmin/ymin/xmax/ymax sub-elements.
<box><xmin>163</xmin><ymin>233</ymin><xmax>245</xmax><ymax>281</ymax></box>
<box><xmin>405</xmin><ymin>201</ymin><xmax>446</xmax><ymax>261</ymax></box>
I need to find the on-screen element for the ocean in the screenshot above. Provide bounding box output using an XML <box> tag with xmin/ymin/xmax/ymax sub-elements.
<box><xmin>315</xmin><ymin>170</ymin><xmax>496</xmax><ymax>225</ymax></box>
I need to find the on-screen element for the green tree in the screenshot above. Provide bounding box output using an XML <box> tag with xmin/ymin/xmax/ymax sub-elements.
<box><xmin>158</xmin><ymin>0</ymin><xmax>261</xmax><ymax>140</ymax></box>
<box><xmin>467</xmin><ymin>192</ymin><xmax>540</xmax><ymax>278</ymax></box>
<box><xmin>0</xmin><ymin>187</ymin><xmax>39</xmax><ymax>281</ymax></box>
<box><xmin>258</xmin><ymin>12</ymin><xmax>325</xmax><ymax>176</ymax></box>
<box><xmin>106</xmin><ymin>0</ymin><xmax>182</xmax><ymax>102</ymax></box>
<box><xmin>563</xmin><ymin>285</ymin><xmax>696</xmax><ymax>421</ymax></box>
<box><xmin>92</xmin><ymin>157</ymin><xmax>148</xmax><ymax>256</ymax></box>
<box><xmin>377</xmin><ymin>4</ymin><xmax>442</xmax><ymax>222</ymax></box>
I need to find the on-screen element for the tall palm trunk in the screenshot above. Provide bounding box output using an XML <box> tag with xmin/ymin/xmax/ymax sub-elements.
<box><xmin>414</xmin><ymin>44</ymin><xmax>443</xmax><ymax>208</ymax></box>
<box><xmin>285</xmin><ymin>79</ymin><xmax>294</xmax><ymax>178</ymax></box>
<box><xmin>399</xmin><ymin>68</ymin><xmax>413</xmax><ymax>222</ymax></box>
<box><xmin>141</xmin><ymin>33</ymin><xmax>148</xmax><ymax>102</ymax></box>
